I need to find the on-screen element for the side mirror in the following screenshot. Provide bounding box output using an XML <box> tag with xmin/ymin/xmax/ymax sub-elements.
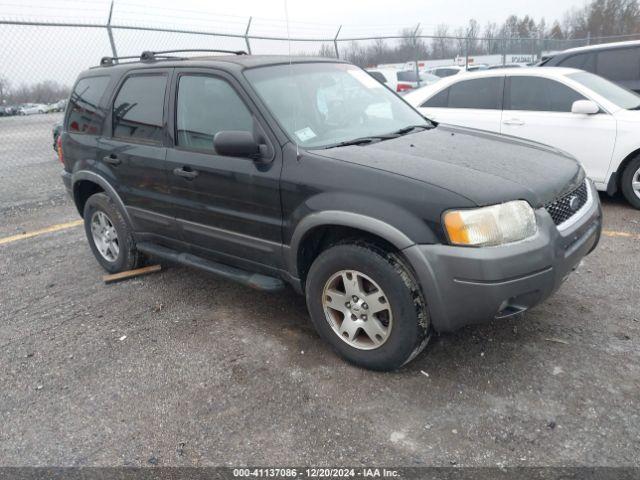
<box><xmin>213</xmin><ymin>131</ymin><xmax>261</xmax><ymax>159</ymax></box>
<box><xmin>571</xmin><ymin>100</ymin><xmax>599</xmax><ymax>115</ymax></box>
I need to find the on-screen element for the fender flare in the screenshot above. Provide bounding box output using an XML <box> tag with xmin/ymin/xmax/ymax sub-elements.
<box><xmin>287</xmin><ymin>210</ymin><xmax>416</xmax><ymax>277</ymax></box>
<box><xmin>71</xmin><ymin>170</ymin><xmax>133</xmax><ymax>228</ymax></box>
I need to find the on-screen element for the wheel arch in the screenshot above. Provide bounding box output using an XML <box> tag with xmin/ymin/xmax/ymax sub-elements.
<box><xmin>71</xmin><ymin>171</ymin><xmax>133</xmax><ymax>227</ymax></box>
<box><xmin>610</xmin><ymin>148</ymin><xmax>640</xmax><ymax>195</ymax></box>
<box><xmin>288</xmin><ymin>211</ymin><xmax>420</xmax><ymax>287</ymax></box>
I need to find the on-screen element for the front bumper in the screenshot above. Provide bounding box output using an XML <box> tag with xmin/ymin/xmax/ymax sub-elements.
<box><xmin>404</xmin><ymin>181</ymin><xmax>602</xmax><ymax>332</ymax></box>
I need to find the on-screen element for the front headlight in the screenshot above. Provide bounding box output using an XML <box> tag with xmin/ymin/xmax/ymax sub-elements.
<box><xmin>443</xmin><ymin>200</ymin><xmax>537</xmax><ymax>247</ymax></box>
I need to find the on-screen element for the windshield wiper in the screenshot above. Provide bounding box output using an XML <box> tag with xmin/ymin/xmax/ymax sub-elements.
<box><xmin>324</xmin><ymin>125</ymin><xmax>431</xmax><ymax>149</ymax></box>
<box><xmin>325</xmin><ymin>137</ymin><xmax>377</xmax><ymax>148</ymax></box>
<box><xmin>391</xmin><ymin>124</ymin><xmax>431</xmax><ymax>135</ymax></box>
<box><xmin>324</xmin><ymin>134</ymin><xmax>398</xmax><ymax>149</ymax></box>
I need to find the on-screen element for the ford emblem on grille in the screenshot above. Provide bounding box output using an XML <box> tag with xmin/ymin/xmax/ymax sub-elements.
<box><xmin>568</xmin><ymin>195</ymin><xmax>581</xmax><ymax>212</ymax></box>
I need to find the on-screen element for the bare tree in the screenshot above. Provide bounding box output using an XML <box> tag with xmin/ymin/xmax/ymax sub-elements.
<box><xmin>318</xmin><ymin>43</ymin><xmax>335</xmax><ymax>58</ymax></box>
<box><xmin>483</xmin><ymin>22</ymin><xmax>500</xmax><ymax>54</ymax></box>
<box><xmin>0</xmin><ymin>75</ymin><xmax>10</xmax><ymax>104</ymax></box>
<box><xmin>431</xmin><ymin>24</ymin><xmax>454</xmax><ymax>59</ymax></box>
<box><xmin>466</xmin><ymin>19</ymin><xmax>480</xmax><ymax>54</ymax></box>
<box><xmin>7</xmin><ymin>80</ymin><xmax>69</xmax><ymax>104</ymax></box>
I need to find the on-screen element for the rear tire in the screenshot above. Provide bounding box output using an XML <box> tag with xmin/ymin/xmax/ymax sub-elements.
<box><xmin>621</xmin><ymin>155</ymin><xmax>640</xmax><ymax>209</ymax></box>
<box><xmin>305</xmin><ymin>243</ymin><xmax>430</xmax><ymax>371</ymax></box>
<box><xmin>83</xmin><ymin>193</ymin><xmax>143</xmax><ymax>273</ymax></box>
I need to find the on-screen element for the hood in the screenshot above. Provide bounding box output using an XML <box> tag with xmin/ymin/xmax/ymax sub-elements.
<box><xmin>314</xmin><ymin>124</ymin><xmax>584</xmax><ymax>208</ymax></box>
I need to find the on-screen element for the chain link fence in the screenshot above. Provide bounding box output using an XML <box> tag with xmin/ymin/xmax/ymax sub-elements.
<box><xmin>1</xmin><ymin>6</ymin><xmax>637</xmax><ymax>215</ymax></box>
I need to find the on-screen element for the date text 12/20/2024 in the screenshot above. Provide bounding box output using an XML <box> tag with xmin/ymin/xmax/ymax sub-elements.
<box><xmin>232</xmin><ymin>468</ymin><xmax>401</xmax><ymax>478</ymax></box>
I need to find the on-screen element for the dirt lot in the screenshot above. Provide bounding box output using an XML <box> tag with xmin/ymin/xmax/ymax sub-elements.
<box><xmin>0</xmin><ymin>114</ymin><xmax>639</xmax><ymax>467</ymax></box>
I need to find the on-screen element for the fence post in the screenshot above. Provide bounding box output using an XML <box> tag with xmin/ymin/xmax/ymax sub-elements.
<box><xmin>244</xmin><ymin>17</ymin><xmax>252</xmax><ymax>54</ymax></box>
<box><xmin>531</xmin><ymin>36</ymin><xmax>535</xmax><ymax>62</ymax></box>
<box><xmin>413</xmin><ymin>23</ymin><xmax>421</xmax><ymax>87</ymax></box>
<box><xmin>465</xmin><ymin>34</ymin><xmax>469</xmax><ymax>70</ymax></box>
<box><xmin>333</xmin><ymin>25</ymin><xmax>342</xmax><ymax>58</ymax></box>
<box><xmin>106</xmin><ymin>0</ymin><xmax>118</xmax><ymax>61</ymax></box>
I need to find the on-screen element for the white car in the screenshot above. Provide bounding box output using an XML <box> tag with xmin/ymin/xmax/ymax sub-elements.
<box><xmin>19</xmin><ymin>103</ymin><xmax>46</xmax><ymax>115</ymax></box>
<box><xmin>405</xmin><ymin>67</ymin><xmax>640</xmax><ymax>208</ymax></box>
<box><xmin>425</xmin><ymin>65</ymin><xmax>466</xmax><ymax>78</ymax></box>
<box><xmin>367</xmin><ymin>69</ymin><xmax>440</xmax><ymax>93</ymax></box>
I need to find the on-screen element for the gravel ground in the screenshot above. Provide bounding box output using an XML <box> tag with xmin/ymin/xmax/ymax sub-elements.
<box><xmin>0</xmin><ymin>113</ymin><xmax>67</xmax><ymax>221</ymax></box>
<box><xmin>0</xmin><ymin>114</ymin><xmax>639</xmax><ymax>467</ymax></box>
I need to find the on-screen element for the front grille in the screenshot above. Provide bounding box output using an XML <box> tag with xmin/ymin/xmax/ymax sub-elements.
<box><xmin>545</xmin><ymin>181</ymin><xmax>589</xmax><ymax>226</ymax></box>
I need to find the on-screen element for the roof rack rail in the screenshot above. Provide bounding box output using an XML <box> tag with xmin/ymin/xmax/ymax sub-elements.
<box><xmin>99</xmin><ymin>49</ymin><xmax>247</xmax><ymax>67</ymax></box>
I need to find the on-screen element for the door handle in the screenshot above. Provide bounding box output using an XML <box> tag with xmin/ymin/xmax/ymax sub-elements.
<box><xmin>173</xmin><ymin>166</ymin><xmax>199</xmax><ymax>180</ymax></box>
<box><xmin>503</xmin><ymin>118</ymin><xmax>525</xmax><ymax>126</ymax></box>
<box><xmin>103</xmin><ymin>154</ymin><xmax>121</xmax><ymax>166</ymax></box>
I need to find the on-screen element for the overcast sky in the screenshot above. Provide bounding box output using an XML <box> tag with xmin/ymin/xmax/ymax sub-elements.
<box><xmin>0</xmin><ymin>0</ymin><xmax>587</xmax><ymax>87</ymax></box>
<box><xmin>1</xmin><ymin>0</ymin><xmax>587</xmax><ymax>36</ymax></box>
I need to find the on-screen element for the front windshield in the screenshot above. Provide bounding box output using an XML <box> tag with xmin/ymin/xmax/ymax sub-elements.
<box><xmin>245</xmin><ymin>63</ymin><xmax>429</xmax><ymax>148</ymax></box>
<box><xmin>567</xmin><ymin>71</ymin><xmax>640</xmax><ymax>110</ymax></box>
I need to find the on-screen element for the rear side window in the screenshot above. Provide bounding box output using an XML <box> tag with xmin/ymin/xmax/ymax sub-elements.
<box><xmin>368</xmin><ymin>71</ymin><xmax>387</xmax><ymax>84</ymax></box>
<box><xmin>447</xmin><ymin>77</ymin><xmax>502</xmax><ymax>109</ymax></box>
<box><xmin>422</xmin><ymin>88</ymin><xmax>448</xmax><ymax>107</ymax></box>
<box><xmin>176</xmin><ymin>75</ymin><xmax>253</xmax><ymax>152</ymax></box>
<box><xmin>508</xmin><ymin>76</ymin><xmax>585</xmax><ymax>112</ymax></box>
<box><xmin>596</xmin><ymin>48</ymin><xmax>640</xmax><ymax>81</ymax></box>
<box><xmin>558</xmin><ymin>52</ymin><xmax>596</xmax><ymax>72</ymax></box>
<box><xmin>434</xmin><ymin>68</ymin><xmax>458</xmax><ymax>78</ymax></box>
<box><xmin>112</xmin><ymin>74</ymin><xmax>167</xmax><ymax>143</ymax></box>
<box><xmin>397</xmin><ymin>71</ymin><xmax>418</xmax><ymax>82</ymax></box>
<box><xmin>67</xmin><ymin>76</ymin><xmax>109</xmax><ymax>135</ymax></box>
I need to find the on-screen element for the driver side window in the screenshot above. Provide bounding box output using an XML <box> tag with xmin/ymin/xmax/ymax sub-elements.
<box><xmin>507</xmin><ymin>76</ymin><xmax>586</xmax><ymax>112</ymax></box>
<box><xmin>176</xmin><ymin>75</ymin><xmax>253</xmax><ymax>152</ymax></box>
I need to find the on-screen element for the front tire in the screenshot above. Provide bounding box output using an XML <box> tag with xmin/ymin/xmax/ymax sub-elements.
<box><xmin>621</xmin><ymin>155</ymin><xmax>640</xmax><ymax>209</ymax></box>
<box><xmin>83</xmin><ymin>193</ymin><xmax>143</xmax><ymax>273</ymax></box>
<box><xmin>305</xmin><ymin>243</ymin><xmax>430</xmax><ymax>371</ymax></box>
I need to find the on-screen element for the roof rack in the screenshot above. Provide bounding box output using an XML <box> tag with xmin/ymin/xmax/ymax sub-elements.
<box><xmin>99</xmin><ymin>49</ymin><xmax>248</xmax><ymax>67</ymax></box>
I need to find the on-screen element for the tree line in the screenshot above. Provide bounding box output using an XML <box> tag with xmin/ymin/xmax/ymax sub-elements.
<box><xmin>328</xmin><ymin>0</ymin><xmax>640</xmax><ymax>67</ymax></box>
<box><xmin>0</xmin><ymin>77</ymin><xmax>70</xmax><ymax>107</ymax></box>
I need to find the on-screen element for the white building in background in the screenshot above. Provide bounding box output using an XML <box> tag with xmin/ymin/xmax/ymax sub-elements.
<box><xmin>379</xmin><ymin>54</ymin><xmax>536</xmax><ymax>71</ymax></box>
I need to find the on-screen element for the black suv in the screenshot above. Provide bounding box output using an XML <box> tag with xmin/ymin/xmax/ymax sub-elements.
<box><xmin>60</xmin><ymin>51</ymin><xmax>602</xmax><ymax>370</ymax></box>
<box><xmin>540</xmin><ymin>40</ymin><xmax>640</xmax><ymax>93</ymax></box>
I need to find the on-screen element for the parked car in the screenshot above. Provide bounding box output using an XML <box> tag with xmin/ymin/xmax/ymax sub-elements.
<box><xmin>50</xmin><ymin>99</ymin><xmax>66</xmax><ymax>112</ymax></box>
<box><xmin>52</xmin><ymin>123</ymin><xmax>62</xmax><ymax>152</ymax></box>
<box><xmin>539</xmin><ymin>40</ymin><xmax>640</xmax><ymax>93</ymax></box>
<box><xmin>488</xmin><ymin>63</ymin><xmax>527</xmax><ymax>69</ymax></box>
<box><xmin>366</xmin><ymin>68</ymin><xmax>439</xmax><ymax>92</ymax></box>
<box><xmin>405</xmin><ymin>67</ymin><xmax>640</xmax><ymax>208</ymax></box>
<box><xmin>466</xmin><ymin>63</ymin><xmax>489</xmax><ymax>71</ymax></box>
<box><xmin>2</xmin><ymin>105</ymin><xmax>19</xmax><ymax>116</ymax></box>
<box><xmin>60</xmin><ymin>51</ymin><xmax>601</xmax><ymax>370</ymax></box>
<box><xmin>425</xmin><ymin>65</ymin><xmax>465</xmax><ymax>78</ymax></box>
<box><xmin>18</xmin><ymin>103</ymin><xmax>46</xmax><ymax>115</ymax></box>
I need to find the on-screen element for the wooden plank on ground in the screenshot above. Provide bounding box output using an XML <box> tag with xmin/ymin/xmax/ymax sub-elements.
<box><xmin>102</xmin><ymin>264</ymin><xmax>162</xmax><ymax>284</ymax></box>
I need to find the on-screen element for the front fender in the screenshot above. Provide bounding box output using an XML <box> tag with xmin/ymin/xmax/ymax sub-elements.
<box><xmin>285</xmin><ymin>192</ymin><xmax>441</xmax><ymax>278</ymax></box>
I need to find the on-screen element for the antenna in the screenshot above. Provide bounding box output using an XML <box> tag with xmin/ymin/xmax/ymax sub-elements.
<box><xmin>283</xmin><ymin>0</ymin><xmax>299</xmax><ymax>157</ymax></box>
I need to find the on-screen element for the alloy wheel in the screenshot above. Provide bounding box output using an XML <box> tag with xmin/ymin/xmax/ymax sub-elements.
<box><xmin>633</xmin><ymin>166</ymin><xmax>640</xmax><ymax>200</ymax></box>
<box><xmin>321</xmin><ymin>269</ymin><xmax>393</xmax><ymax>350</ymax></box>
<box><xmin>90</xmin><ymin>210</ymin><xmax>120</xmax><ymax>262</ymax></box>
